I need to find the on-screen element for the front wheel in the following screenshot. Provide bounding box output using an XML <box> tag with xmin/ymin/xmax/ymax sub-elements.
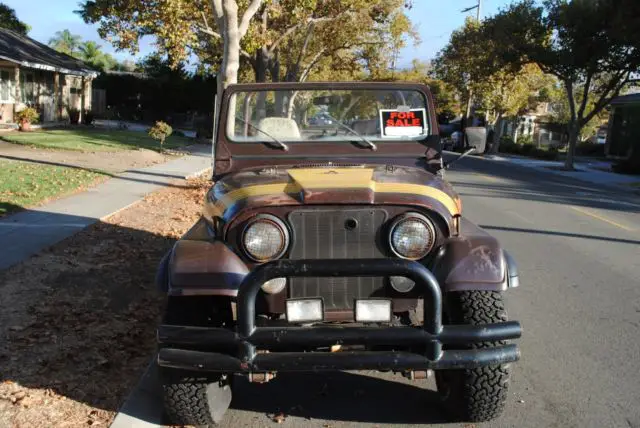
<box><xmin>435</xmin><ymin>291</ymin><xmax>511</xmax><ymax>422</ymax></box>
<box><xmin>161</xmin><ymin>369</ymin><xmax>232</xmax><ymax>427</ymax></box>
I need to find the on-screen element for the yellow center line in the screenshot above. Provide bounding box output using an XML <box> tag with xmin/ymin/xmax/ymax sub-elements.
<box><xmin>569</xmin><ymin>206</ymin><xmax>635</xmax><ymax>232</ymax></box>
<box><xmin>473</xmin><ymin>172</ymin><xmax>501</xmax><ymax>183</ymax></box>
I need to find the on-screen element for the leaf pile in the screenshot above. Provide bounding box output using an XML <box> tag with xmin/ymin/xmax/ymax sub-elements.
<box><xmin>0</xmin><ymin>176</ymin><xmax>211</xmax><ymax>427</ymax></box>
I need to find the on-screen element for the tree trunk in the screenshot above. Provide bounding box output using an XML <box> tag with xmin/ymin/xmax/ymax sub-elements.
<box><xmin>565</xmin><ymin>121</ymin><xmax>579</xmax><ymax>170</ymax></box>
<box><xmin>253</xmin><ymin>48</ymin><xmax>269</xmax><ymax>82</ymax></box>
<box><xmin>490</xmin><ymin>113</ymin><xmax>503</xmax><ymax>154</ymax></box>
<box><xmin>218</xmin><ymin>0</ymin><xmax>241</xmax><ymax>131</ymax></box>
<box><xmin>464</xmin><ymin>90</ymin><xmax>473</xmax><ymax>127</ymax></box>
<box><xmin>254</xmin><ymin>48</ymin><xmax>269</xmax><ymax>121</ymax></box>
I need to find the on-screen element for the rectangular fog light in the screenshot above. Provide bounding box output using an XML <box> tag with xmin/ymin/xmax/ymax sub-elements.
<box><xmin>355</xmin><ymin>299</ymin><xmax>392</xmax><ymax>323</ymax></box>
<box><xmin>286</xmin><ymin>298</ymin><xmax>324</xmax><ymax>323</ymax></box>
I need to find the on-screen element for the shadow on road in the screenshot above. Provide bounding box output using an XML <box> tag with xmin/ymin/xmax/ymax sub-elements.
<box><xmin>229</xmin><ymin>371</ymin><xmax>449</xmax><ymax>424</ymax></box>
<box><xmin>480</xmin><ymin>225</ymin><xmax>640</xmax><ymax>245</ymax></box>
<box><xmin>448</xmin><ymin>155</ymin><xmax>640</xmax><ymax>214</ymax></box>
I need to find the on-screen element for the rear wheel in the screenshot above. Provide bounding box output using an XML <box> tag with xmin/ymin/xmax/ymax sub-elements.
<box><xmin>435</xmin><ymin>291</ymin><xmax>511</xmax><ymax>422</ymax></box>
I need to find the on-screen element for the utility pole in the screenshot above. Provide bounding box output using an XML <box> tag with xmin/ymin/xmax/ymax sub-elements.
<box><xmin>462</xmin><ymin>0</ymin><xmax>482</xmax><ymax>127</ymax></box>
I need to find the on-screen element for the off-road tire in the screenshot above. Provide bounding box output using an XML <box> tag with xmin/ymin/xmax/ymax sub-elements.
<box><xmin>436</xmin><ymin>291</ymin><xmax>510</xmax><ymax>422</ymax></box>
<box><xmin>161</xmin><ymin>369</ymin><xmax>232</xmax><ymax>427</ymax></box>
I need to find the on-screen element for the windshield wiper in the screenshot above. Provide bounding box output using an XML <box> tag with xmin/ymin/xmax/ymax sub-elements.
<box><xmin>235</xmin><ymin>116</ymin><xmax>289</xmax><ymax>151</ymax></box>
<box><xmin>323</xmin><ymin>113</ymin><xmax>377</xmax><ymax>151</ymax></box>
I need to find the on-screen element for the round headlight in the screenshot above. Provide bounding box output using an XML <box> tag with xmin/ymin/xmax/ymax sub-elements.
<box><xmin>389</xmin><ymin>213</ymin><xmax>436</xmax><ymax>260</ymax></box>
<box><xmin>242</xmin><ymin>215</ymin><xmax>289</xmax><ymax>262</ymax></box>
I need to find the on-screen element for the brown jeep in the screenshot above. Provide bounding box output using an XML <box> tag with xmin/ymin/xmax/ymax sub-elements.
<box><xmin>155</xmin><ymin>82</ymin><xmax>521</xmax><ymax>426</ymax></box>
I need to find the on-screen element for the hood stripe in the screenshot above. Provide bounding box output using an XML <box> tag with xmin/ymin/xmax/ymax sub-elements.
<box><xmin>212</xmin><ymin>171</ymin><xmax>460</xmax><ymax>217</ymax></box>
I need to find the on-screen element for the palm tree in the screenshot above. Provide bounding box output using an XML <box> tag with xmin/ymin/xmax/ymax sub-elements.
<box><xmin>78</xmin><ymin>41</ymin><xmax>102</xmax><ymax>62</ymax></box>
<box><xmin>48</xmin><ymin>29</ymin><xmax>82</xmax><ymax>56</ymax></box>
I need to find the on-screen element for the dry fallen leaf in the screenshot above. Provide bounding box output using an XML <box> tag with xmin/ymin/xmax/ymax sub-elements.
<box><xmin>272</xmin><ymin>412</ymin><xmax>287</xmax><ymax>424</ymax></box>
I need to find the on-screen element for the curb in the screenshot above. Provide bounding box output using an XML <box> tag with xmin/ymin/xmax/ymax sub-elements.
<box><xmin>479</xmin><ymin>154</ymin><xmax>640</xmax><ymax>196</ymax></box>
<box><xmin>110</xmin><ymin>359</ymin><xmax>164</xmax><ymax>428</ymax></box>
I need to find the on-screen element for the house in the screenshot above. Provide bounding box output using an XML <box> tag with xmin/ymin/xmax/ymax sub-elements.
<box><xmin>0</xmin><ymin>28</ymin><xmax>97</xmax><ymax>124</ymax></box>
<box><xmin>497</xmin><ymin>102</ymin><xmax>566</xmax><ymax>147</ymax></box>
<box><xmin>605</xmin><ymin>93</ymin><xmax>640</xmax><ymax>160</ymax></box>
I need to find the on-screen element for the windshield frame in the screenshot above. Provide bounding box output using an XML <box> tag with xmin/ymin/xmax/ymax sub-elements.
<box><xmin>219</xmin><ymin>82</ymin><xmax>437</xmax><ymax>146</ymax></box>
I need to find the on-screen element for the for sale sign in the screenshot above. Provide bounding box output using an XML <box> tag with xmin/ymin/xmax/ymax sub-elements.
<box><xmin>379</xmin><ymin>108</ymin><xmax>428</xmax><ymax>138</ymax></box>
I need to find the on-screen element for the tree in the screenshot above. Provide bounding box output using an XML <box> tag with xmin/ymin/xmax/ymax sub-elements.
<box><xmin>49</xmin><ymin>29</ymin><xmax>82</xmax><ymax>56</ymax></box>
<box><xmin>476</xmin><ymin>64</ymin><xmax>551</xmax><ymax>152</ymax></box>
<box><xmin>78</xmin><ymin>0</ymin><xmax>415</xmax><ymax>94</ymax></box>
<box><xmin>484</xmin><ymin>0</ymin><xmax>640</xmax><ymax>169</ymax></box>
<box><xmin>0</xmin><ymin>3</ymin><xmax>29</xmax><ymax>35</ymax></box>
<box><xmin>546</xmin><ymin>82</ymin><xmax>609</xmax><ymax>142</ymax></box>
<box><xmin>79</xmin><ymin>0</ymin><xmax>263</xmax><ymax>94</ymax></box>
<box><xmin>433</xmin><ymin>18</ymin><xmax>550</xmax><ymax>150</ymax></box>
<box><xmin>377</xmin><ymin>60</ymin><xmax>461</xmax><ymax>123</ymax></box>
<box><xmin>78</xmin><ymin>41</ymin><xmax>119</xmax><ymax>71</ymax></box>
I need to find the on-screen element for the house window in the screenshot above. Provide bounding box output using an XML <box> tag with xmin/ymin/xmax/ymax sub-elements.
<box><xmin>21</xmin><ymin>72</ymin><xmax>35</xmax><ymax>104</ymax></box>
<box><xmin>0</xmin><ymin>69</ymin><xmax>14</xmax><ymax>103</ymax></box>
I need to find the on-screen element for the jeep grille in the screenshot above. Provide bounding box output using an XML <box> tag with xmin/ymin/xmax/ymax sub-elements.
<box><xmin>287</xmin><ymin>208</ymin><xmax>387</xmax><ymax>310</ymax></box>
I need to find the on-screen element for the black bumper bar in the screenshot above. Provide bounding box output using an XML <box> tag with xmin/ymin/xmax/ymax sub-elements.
<box><xmin>158</xmin><ymin>259</ymin><xmax>521</xmax><ymax>372</ymax></box>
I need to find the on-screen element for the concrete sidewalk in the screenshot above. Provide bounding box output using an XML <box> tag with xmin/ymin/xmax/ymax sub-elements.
<box><xmin>483</xmin><ymin>154</ymin><xmax>640</xmax><ymax>194</ymax></box>
<box><xmin>0</xmin><ymin>145</ymin><xmax>211</xmax><ymax>271</ymax></box>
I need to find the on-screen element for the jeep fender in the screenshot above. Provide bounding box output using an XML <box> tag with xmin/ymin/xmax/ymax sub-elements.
<box><xmin>432</xmin><ymin>234</ymin><xmax>519</xmax><ymax>292</ymax></box>
<box><xmin>157</xmin><ymin>240</ymin><xmax>249</xmax><ymax>296</ymax></box>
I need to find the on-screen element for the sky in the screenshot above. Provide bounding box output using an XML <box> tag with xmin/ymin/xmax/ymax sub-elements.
<box><xmin>6</xmin><ymin>0</ymin><xmax>512</xmax><ymax>68</ymax></box>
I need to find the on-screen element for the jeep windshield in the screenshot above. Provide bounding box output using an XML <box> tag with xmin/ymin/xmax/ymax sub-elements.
<box><xmin>227</xmin><ymin>88</ymin><xmax>430</xmax><ymax>143</ymax></box>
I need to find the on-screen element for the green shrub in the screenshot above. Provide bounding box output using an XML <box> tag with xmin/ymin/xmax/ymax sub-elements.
<box><xmin>576</xmin><ymin>141</ymin><xmax>605</xmax><ymax>157</ymax></box>
<box><xmin>498</xmin><ymin>137</ymin><xmax>519</xmax><ymax>154</ymax></box>
<box><xmin>531</xmin><ymin>147</ymin><xmax>558</xmax><ymax>160</ymax></box>
<box><xmin>612</xmin><ymin>150</ymin><xmax>640</xmax><ymax>175</ymax></box>
<box><xmin>520</xmin><ymin>143</ymin><xmax>535</xmax><ymax>155</ymax></box>
<box><xmin>83</xmin><ymin>110</ymin><xmax>95</xmax><ymax>126</ymax></box>
<box><xmin>517</xmin><ymin>135</ymin><xmax>534</xmax><ymax>146</ymax></box>
<box><xmin>69</xmin><ymin>109</ymin><xmax>80</xmax><ymax>125</ymax></box>
<box><xmin>16</xmin><ymin>107</ymin><xmax>39</xmax><ymax>124</ymax></box>
<box><xmin>149</xmin><ymin>120</ymin><xmax>173</xmax><ymax>150</ymax></box>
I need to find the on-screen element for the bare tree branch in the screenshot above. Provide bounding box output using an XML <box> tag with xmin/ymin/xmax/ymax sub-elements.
<box><xmin>261</xmin><ymin>4</ymin><xmax>268</xmax><ymax>34</ymax></box>
<box><xmin>289</xmin><ymin>23</ymin><xmax>315</xmax><ymax>79</ymax></box>
<box><xmin>299</xmin><ymin>47</ymin><xmax>328</xmax><ymax>82</ymax></box>
<box><xmin>268</xmin><ymin>10</ymin><xmax>358</xmax><ymax>55</ymax></box>
<box><xmin>239</xmin><ymin>0</ymin><xmax>263</xmax><ymax>37</ymax></box>
<box><xmin>576</xmin><ymin>71</ymin><xmax>592</xmax><ymax>120</ymax></box>
<box><xmin>199</xmin><ymin>11</ymin><xmax>221</xmax><ymax>38</ymax></box>
<box><xmin>564</xmin><ymin>79</ymin><xmax>576</xmax><ymax>123</ymax></box>
<box><xmin>582</xmin><ymin>71</ymin><xmax>630</xmax><ymax>125</ymax></box>
<box><xmin>211</xmin><ymin>0</ymin><xmax>224</xmax><ymax>30</ymax></box>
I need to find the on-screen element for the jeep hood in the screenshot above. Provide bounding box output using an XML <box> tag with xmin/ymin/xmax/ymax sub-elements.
<box><xmin>205</xmin><ymin>165</ymin><xmax>461</xmax><ymax>225</ymax></box>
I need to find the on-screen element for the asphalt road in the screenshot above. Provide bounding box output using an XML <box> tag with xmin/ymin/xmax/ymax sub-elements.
<box><xmin>122</xmin><ymin>156</ymin><xmax>640</xmax><ymax>428</ymax></box>
<box><xmin>222</xmin><ymin>157</ymin><xmax>640</xmax><ymax>428</ymax></box>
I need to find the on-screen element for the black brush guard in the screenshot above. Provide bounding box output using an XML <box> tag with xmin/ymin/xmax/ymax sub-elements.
<box><xmin>157</xmin><ymin>259</ymin><xmax>521</xmax><ymax>372</ymax></box>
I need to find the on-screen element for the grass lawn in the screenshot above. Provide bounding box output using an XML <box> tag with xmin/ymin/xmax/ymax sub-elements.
<box><xmin>0</xmin><ymin>128</ymin><xmax>193</xmax><ymax>152</ymax></box>
<box><xmin>0</xmin><ymin>159</ymin><xmax>107</xmax><ymax>216</ymax></box>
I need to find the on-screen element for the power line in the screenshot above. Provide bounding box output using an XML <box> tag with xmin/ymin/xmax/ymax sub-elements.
<box><xmin>461</xmin><ymin>0</ymin><xmax>482</xmax><ymax>21</ymax></box>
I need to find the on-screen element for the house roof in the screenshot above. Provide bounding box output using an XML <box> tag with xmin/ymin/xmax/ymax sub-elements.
<box><xmin>0</xmin><ymin>28</ymin><xmax>97</xmax><ymax>77</ymax></box>
<box><xmin>610</xmin><ymin>93</ymin><xmax>640</xmax><ymax>106</ymax></box>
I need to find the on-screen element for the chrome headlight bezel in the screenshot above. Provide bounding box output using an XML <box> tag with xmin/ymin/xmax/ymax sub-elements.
<box><xmin>388</xmin><ymin>212</ymin><xmax>436</xmax><ymax>260</ymax></box>
<box><xmin>241</xmin><ymin>214</ymin><xmax>290</xmax><ymax>262</ymax></box>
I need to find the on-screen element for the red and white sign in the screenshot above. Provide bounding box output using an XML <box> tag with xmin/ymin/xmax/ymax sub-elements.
<box><xmin>379</xmin><ymin>108</ymin><xmax>428</xmax><ymax>138</ymax></box>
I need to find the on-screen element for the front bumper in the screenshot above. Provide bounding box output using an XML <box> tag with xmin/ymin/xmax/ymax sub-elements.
<box><xmin>157</xmin><ymin>259</ymin><xmax>521</xmax><ymax>372</ymax></box>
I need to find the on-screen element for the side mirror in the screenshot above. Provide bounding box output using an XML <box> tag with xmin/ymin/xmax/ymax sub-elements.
<box><xmin>444</xmin><ymin>147</ymin><xmax>476</xmax><ymax>169</ymax></box>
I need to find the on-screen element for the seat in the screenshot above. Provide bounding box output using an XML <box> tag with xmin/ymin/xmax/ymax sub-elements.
<box><xmin>257</xmin><ymin>117</ymin><xmax>301</xmax><ymax>139</ymax></box>
<box><xmin>351</xmin><ymin>119</ymin><xmax>379</xmax><ymax>136</ymax></box>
